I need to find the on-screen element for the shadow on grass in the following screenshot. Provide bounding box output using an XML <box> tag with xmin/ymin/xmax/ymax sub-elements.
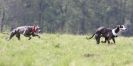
<box><xmin>84</xmin><ymin>53</ymin><xmax>96</xmax><ymax>57</ymax></box>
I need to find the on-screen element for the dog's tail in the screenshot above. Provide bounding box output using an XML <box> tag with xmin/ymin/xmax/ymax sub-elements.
<box><xmin>86</xmin><ymin>33</ymin><xmax>95</xmax><ymax>40</ymax></box>
<box><xmin>89</xmin><ymin>33</ymin><xmax>95</xmax><ymax>39</ymax></box>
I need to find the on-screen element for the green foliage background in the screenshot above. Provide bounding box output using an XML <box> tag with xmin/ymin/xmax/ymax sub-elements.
<box><xmin>0</xmin><ymin>0</ymin><xmax>133</xmax><ymax>35</ymax></box>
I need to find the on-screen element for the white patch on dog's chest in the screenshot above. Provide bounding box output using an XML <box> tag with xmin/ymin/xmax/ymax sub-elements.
<box><xmin>112</xmin><ymin>29</ymin><xmax>118</xmax><ymax>36</ymax></box>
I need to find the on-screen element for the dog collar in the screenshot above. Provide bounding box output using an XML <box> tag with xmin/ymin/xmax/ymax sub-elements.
<box><xmin>112</xmin><ymin>29</ymin><xmax>118</xmax><ymax>36</ymax></box>
<box><xmin>32</xmin><ymin>26</ymin><xmax>37</xmax><ymax>32</ymax></box>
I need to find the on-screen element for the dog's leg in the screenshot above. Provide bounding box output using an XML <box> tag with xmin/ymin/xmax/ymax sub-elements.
<box><xmin>8</xmin><ymin>32</ymin><xmax>16</xmax><ymax>40</ymax></box>
<box><xmin>95</xmin><ymin>34</ymin><xmax>101</xmax><ymax>44</ymax></box>
<box><xmin>112</xmin><ymin>38</ymin><xmax>116</xmax><ymax>44</ymax></box>
<box><xmin>107</xmin><ymin>38</ymin><xmax>110</xmax><ymax>44</ymax></box>
<box><xmin>16</xmin><ymin>33</ymin><xmax>21</xmax><ymax>40</ymax></box>
<box><xmin>23</xmin><ymin>34</ymin><xmax>32</xmax><ymax>40</ymax></box>
<box><xmin>32</xmin><ymin>33</ymin><xmax>40</xmax><ymax>38</ymax></box>
<box><xmin>28</xmin><ymin>37</ymin><xmax>31</xmax><ymax>40</ymax></box>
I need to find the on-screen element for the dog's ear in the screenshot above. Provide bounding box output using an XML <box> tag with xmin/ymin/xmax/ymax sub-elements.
<box><xmin>116</xmin><ymin>25</ymin><xmax>120</xmax><ymax>27</ymax></box>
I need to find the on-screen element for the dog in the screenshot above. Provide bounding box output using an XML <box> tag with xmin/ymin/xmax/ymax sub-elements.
<box><xmin>88</xmin><ymin>25</ymin><xmax>127</xmax><ymax>44</ymax></box>
<box><xmin>8</xmin><ymin>25</ymin><xmax>41</xmax><ymax>40</ymax></box>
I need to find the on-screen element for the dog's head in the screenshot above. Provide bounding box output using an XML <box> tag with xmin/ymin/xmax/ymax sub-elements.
<box><xmin>35</xmin><ymin>25</ymin><xmax>41</xmax><ymax>33</ymax></box>
<box><xmin>117</xmin><ymin>25</ymin><xmax>127</xmax><ymax>31</ymax></box>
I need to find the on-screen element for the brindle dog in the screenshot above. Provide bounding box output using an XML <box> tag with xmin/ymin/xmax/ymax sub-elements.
<box><xmin>8</xmin><ymin>25</ymin><xmax>41</xmax><ymax>40</ymax></box>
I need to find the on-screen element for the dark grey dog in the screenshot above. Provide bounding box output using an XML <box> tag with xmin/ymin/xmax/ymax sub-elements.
<box><xmin>8</xmin><ymin>25</ymin><xmax>41</xmax><ymax>40</ymax></box>
<box><xmin>88</xmin><ymin>25</ymin><xmax>127</xmax><ymax>44</ymax></box>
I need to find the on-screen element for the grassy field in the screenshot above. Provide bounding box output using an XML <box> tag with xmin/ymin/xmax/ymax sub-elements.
<box><xmin>0</xmin><ymin>34</ymin><xmax>133</xmax><ymax>66</ymax></box>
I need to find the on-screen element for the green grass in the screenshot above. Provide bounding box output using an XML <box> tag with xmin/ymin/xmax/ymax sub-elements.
<box><xmin>0</xmin><ymin>34</ymin><xmax>133</xmax><ymax>66</ymax></box>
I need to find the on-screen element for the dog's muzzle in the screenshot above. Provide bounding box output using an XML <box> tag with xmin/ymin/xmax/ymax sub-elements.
<box><xmin>120</xmin><ymin>25</ymin><xmax>127</xmax><ymax>31</ymax></box>
<box><xmin>121</xmin><ymin>28</ymin><xmax>127</xmax><ymax>31</ymax></box>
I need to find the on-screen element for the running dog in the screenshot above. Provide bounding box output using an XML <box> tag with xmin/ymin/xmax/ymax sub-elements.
<box><xmin>8</xmin><ymin>25</ymin><xmax>41</xmax><ymax>40</ymax></box>
<box><xmin>88</xmin><ymin>25</ymin><xmax>127</xmax><ymax>44</ymax></box>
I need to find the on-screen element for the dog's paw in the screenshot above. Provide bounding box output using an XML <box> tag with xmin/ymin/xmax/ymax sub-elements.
<box><xmin>101</xmin><ymin>41</ymin><xmax>106</xmax><ymax>43</ymax></box>
<box><xmin>110</xmin><ymin>42</ymin><xmax>116</xmax><ymax>44</ymax></box>
<box><xmin>38</xmin><ymin>36</ymin><xmax>41</xmax><ymax>38</ymax></box>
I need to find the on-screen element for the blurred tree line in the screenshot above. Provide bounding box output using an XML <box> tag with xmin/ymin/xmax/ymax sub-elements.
<box><xmin>0</xmin><ymin>0</ymin><xmax>133</xmax><ymax>35</ymax></box>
